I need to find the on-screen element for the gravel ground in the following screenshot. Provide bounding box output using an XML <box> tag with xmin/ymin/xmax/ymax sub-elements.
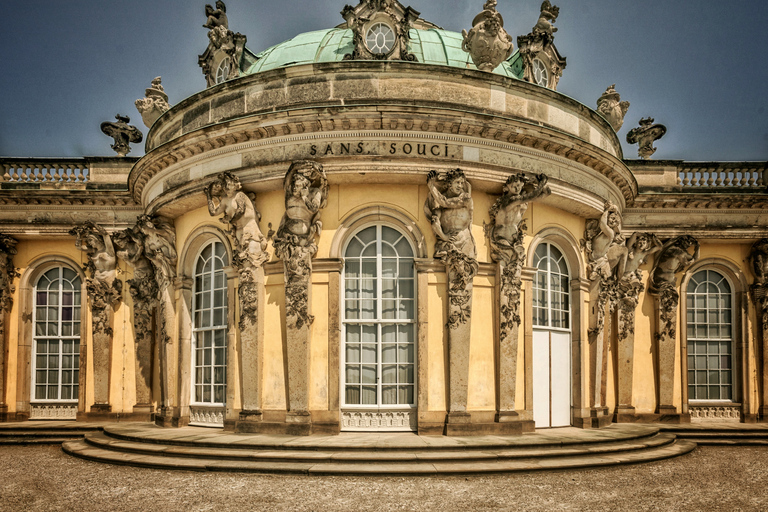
<box><xmin>0</xmin><ymin>445</ymin><xmax>766</xmax><ymax>511</ymax></box>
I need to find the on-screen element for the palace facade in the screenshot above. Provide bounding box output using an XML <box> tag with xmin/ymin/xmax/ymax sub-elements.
<box><xmin>1</xmin><ymin>1</ymin><xmax>767</xmax><ymax>436</ymax></box>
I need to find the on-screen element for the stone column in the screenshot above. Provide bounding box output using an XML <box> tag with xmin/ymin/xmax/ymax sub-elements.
<box><xmin>445</xmin><ymin>259</ymin><xmax>475</xmax><ymax>430</ymax></box>
<box><xmin>272</xmin><ymin>161</ymin><xmax>328</xmax><ymax>435</ymax></box>
<box><xmin>654</xmin><ymin>289</ymin><xmax>678</xmax><ymax>417</ymax></box>
<box><xmin>69</xmin><ymin>223</ymin><xmax>121</xmax><ymax>418</ymax></box>
<box><xmin>0</xmin><ymin>235</ymin><xmax>16</xmax><ymax>421</ymax></box>
<box><xmin>497</xmin><ymin>259</ymin><xmax>520</xmax><ymax>422</ymax></box>
<box><xmin>587</xmin><ymin>276</ymin><xmax>611</xmax><ymax>427</ymax></box>
<box><xmin>237</xmin><ymin>264</ymin><xmax>266</xmax><ymax>428</ymax></box>
<box><xmin>223</xmin><ymin>267</ymin><xmax>240</xmax><ymax>429</ymax></box>
<box><xmin>747</xmin><ymin>240</ymin><xmax>768</xmax><ymax>421</ymax></box>
<box><xmin>135</xmin><ymin>214</ymin><xmax>178</xmax><ymax>426</ymax></box>
<box><xmin>648</xmin><ymin>235</ymin><xmax>698</xmax><ymax>422</ymax></box>
<box><xmin>113</xmin><ymin>225</ymin><xmax>158</xmax><ymax>419</ymax></box>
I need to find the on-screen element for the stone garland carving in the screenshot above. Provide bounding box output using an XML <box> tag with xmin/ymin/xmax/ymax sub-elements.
<box><xmin>136</xmin><ymin>214</ymin><xmax>177</xmax><ymax>343</ymax></box>
<box><xmin>341</xmin><ymin>0</ymin><xmax>419</xmax><ymax>62</ymax></box>
<box><xmin>517</xmin><ymin>1</ymin><xmax>565</xmax><ymax>89</ymax></box>
<box><xmin>461</xmin><ymin>0</ymin><xmax>514</xmax><ymax>72</ymax></box>
<box><xmin>648</xmin><ymin>235</ymin><xmax>700</xmax><ymax>340</ymax></box>
<box><xmin>272</xmin><ymin>161</ymin><xmax>329</xmax><ymax>329</ymax></box>
<box><xmin>0</xmin><ymin>235</ymin><xmax>19</xmax><ymax>315</ymax></box>
<box><xmin>206</xmin><ymin>172</ymin><xmax>269</xmax><ymax>329</ymax></box>
<box><xmin>616</xmin><ymin>232</ymin><xmax>662</xmax><ymax>341</ymax></box>
<box><xmin>69</xmin><ymin>222</ymin><xmax>122</xmax><ymax>335</ymax></box>
<box><xmin>100</xmin><ymin>114</ymin><xmax>143</xmax><ymax>157</ymax></box>
<box><xmin>626</xmin><ymin>117</ymin><xmax>667</xmax><ymax>160</ymax></box>
<box><xmin>425</xmin><ymin>169</ymin><xmax>477</xmax><ymax>329</ymax></box>
<box><xmin>749</xmin><ymin>239</ymin><xmax>768</xmax><ymax>327</ymax></box>
<box><xmin>135</xmin><ymin>77</ymin><xmax>170</xmax><ymax>129</ymax></box>
<box><xmin>485</xmin><ymin>173</ymin><xmax>550</xmax><ymax>329</ymax></box>
<box><xmin>198</xmin><ymin>1</ymin><xmax>246</xmax><ymax>88</ymax></box>
<box><xmin>597</xmin><ymin>84</ymin><xmax>630</xmax><ymax>132</ymax></box>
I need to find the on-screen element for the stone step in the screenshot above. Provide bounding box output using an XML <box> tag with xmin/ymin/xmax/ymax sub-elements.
<box><xmin>99</xmin><ymin>424</ymin><xmax>662</xmax><ymax>452</ymax></box>
<box><xmin>61</xmin><ymin>437</ymin><xmax>696</xmax><ymax>475</ymax></box>
<box><xmin>80</xmin><ymin>430</ymin><xmax>678</xmax><ymax>464</ymax></box>
<box><xmin>0</xmin><ymin>437</ymin><xmax>79</xmax><ymax>445</ymax></box>
<box><xmin>682</xmin><ymin>437</ymin><xmax>768</xmax><ymax>446</ymax></box>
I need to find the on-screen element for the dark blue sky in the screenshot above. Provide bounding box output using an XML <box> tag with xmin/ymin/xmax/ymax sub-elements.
<box><xmin>1</xmin><ymin>0</ymin><xmax>767</xmax><ymax>161</ymax></box>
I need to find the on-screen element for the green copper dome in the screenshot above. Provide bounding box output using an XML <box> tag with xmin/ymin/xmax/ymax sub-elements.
<box><xmin>244</xmin><ymin>27</ymin><xmax>523</xmax><ymax>78</ymax></box>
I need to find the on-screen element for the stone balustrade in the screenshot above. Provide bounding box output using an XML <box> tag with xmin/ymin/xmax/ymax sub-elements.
<box><xmin>1</xmin><ymin>158</ymin><xmax>89</xmax><ymax>184</ymax></box>
<box><xmin>628</xmin><ymin>160</ymin><xmax>767</xmax><ymax>191</ymax></box>
<box><xmin>0</xmin><ymin>157</ymin><xmax>137</xmax><ymax>189</ymax></box>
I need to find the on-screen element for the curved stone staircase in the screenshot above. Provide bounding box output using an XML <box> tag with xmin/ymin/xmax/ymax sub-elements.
<box><xmin>62</xmin><ymin>424</ymin><xmax>696</xmax><ymax>475</ymax></box>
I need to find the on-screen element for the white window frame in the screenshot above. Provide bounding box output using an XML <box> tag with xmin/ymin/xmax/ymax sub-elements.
<box><xmin>31</xmin><ymin>266</ymin><xmax>82</xmax><ymax>404</ymax></box>
<box><xmin>341</xmin><ymin>223</ymin><xmax>417</xmax><ymax>412</ymax></box>
<box><xmin>532</xmin><ymin>241</ymin><xmax>572</xmax><ymax>332</ymax></box>
<box><xmin>686</xmin><ymin>269</ymin><xmax>735</xmax><ymax>403</ymax></box>
<box><xmin>190</xmin><ymin>240</ymin><xmax>229</xmax><ymax>407</ymax></box>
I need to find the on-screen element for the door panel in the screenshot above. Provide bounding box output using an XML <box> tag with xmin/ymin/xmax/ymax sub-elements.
<box><xmin>533</xmin><ymin>329</ymin><xmax>551</xmax><ymax>428</ymax></box>
<box><xmin>550</xmin><ymin>331</ymin><xmax>571</xmax><ymax>427</ymax></box>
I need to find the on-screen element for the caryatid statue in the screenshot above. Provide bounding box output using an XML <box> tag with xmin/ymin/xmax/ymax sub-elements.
<box><xmin>462</xmin><ymin>0</ymin><xmax>514</xmax><ymax>72</ymax></box>
<box><xmin>626</xmin><ymin>117</ymin><xmax>667</xmax><ymax>160</ymax></box>
<box><xmin>0</xmin><ymin>234</ymin><xmax>19</xmax><ymax>315</ymax></box>
<box><xmin>100</xmin><ymin>114</ymin><xmax>143</xmax><ymax>157</ymax></box>
<box><xmin>273</xmin><ymin>161</ymin><xmax>329</xmax><ymax>329</ymax></box>
<box><xmin>425</xmin><ymin>168</ymin><xmax>478</xmax><ymax>422</ymax></box>
<box><xmin>69</xmin><ymin>222</ymin><xmax>122</xmax><ymax>412</ymax></box>
<box><xmin>135</xmin><ymin>77</ymin><xmax>170</xmax><ymax>129</ymax></box>
<box><xmin>206</xmin><ymin>171</ymin><xmax>269</xmax><ymax>328</ymax></box>
<box><xmin>597</xmin><ymin>84</ymin><xmax>630</xmax><ymax>132</ymax></box>
<box><xmin>113</xmin><ymin>225</ymin><xmax>157</xmax><ymax>411</ymax></box>
<box><xmin>485</xmin><ymin>172</ymin><xmax>550</xmax><ymax>419</ymax></box>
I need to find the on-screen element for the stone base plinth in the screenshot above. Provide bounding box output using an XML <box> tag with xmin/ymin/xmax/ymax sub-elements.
<box><xmin>759</xmin><ymin>406</ymin><xmax>768</xmax><ymax>423</ymax></box>
<box><xmin>443</xmin><ymin>411</ymin><xmax>533</xmax><ymax>436</ymax></box>
<box><xmin>575</xmin><ymin>407</ymin><xmax>612</xmax><ymax>428</ymax></box>
<box><xmin>0</xmin><ymin>404</ymin><xmax>7</xmax><ymax>423</ymax></box>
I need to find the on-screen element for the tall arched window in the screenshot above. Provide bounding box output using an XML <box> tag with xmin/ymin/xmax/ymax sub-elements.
<box><xmin>191</xmin><ymin>241</ymin><xmax>228</xmax><ymax>414</ymax></box>
<box><xmin>532</xmin><ymin>242</ymin><xmax>571</xmax><ymax>428</ymax></box>
<box><xmin>342</xmin><ymin>224</ymin><xmax>416</xmax><ymax>431</ymax></box>
<box><xmin>687</xmin><ymin>269</ymin><xmax>733</xmax><ymax>401</ymax></box>
<box><xmin>32</xmin><ymin>267</ymin><xmax>82</xmax><ymax>404</ymax></box>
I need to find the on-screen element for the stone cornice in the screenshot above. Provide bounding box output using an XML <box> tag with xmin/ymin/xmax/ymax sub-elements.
<box><xmin>131</xmin><ymin>108</ymin><xmax>635</xmax><ymax>210</ymax></box>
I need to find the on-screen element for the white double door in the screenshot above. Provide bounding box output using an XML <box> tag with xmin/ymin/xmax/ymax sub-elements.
<box><xmin>532</xmin><ymin>329</ymin><xmax>571</xmax><ymax>428</ymax></box>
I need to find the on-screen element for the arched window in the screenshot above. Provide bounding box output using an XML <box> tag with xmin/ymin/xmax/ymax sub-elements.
<box><xmin>32</xmin><ymin>266</ymin><xmax>82</xmax><ymax>403</ymax></box>
<box><xmin>533</xmin><ymin>243</ymin><xmax>570</xmax><ymax>329</ymax></box>
<box><xmin>192</xmin><ymin>241</ymin><xmax>228</xmax><ymax>407</ymax></box>
<box><xmin>686</xmin><ymin>269</ymin><xmax>733</xmax><ymax>401</ymax></box>
<box><xmin>342</xmin><ymin>225</ymin><xmax>416</xmax><ymax>429</ymax></box>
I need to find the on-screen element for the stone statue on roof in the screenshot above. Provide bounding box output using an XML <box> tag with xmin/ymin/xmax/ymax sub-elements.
<box><xmin>100</xmin><ymin>114</ymin><xmax>143</xmax><ymax>157</ymax></box>
<box><xmin>461</xmin><ymin>0</ymin><xmax>514</xmax><ymax>72</ymax></box>
<box><xmin>203</xmin><ymin>1</ymin><xmax>228</xmax><ymax>30</ymax></box>
<box><xmin>627</xmin><ymin>117</ymin><xmax>667</xmax><ymax>159</ymax></box>
<box><xmin>597</xmin><ymin>84</ymin><xmax>630</xmax><ymax>132</ymax></box>
<box><xmin>135</xmin><ymin>77</ymin><xmax>170</xmax><ymax>128</ymax></box>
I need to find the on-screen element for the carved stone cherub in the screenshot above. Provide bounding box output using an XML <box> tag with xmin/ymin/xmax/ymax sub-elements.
<box><xmin>648</xmin><ymin>235</ymin><xmax>700</xmax><ymax>295</ymax></box>
<box><xmin>583</xmin><ymin>201</ymin><xmax>628</xmax><ymax>280</ymax></box>
<box><xmin>487</xmin><ymin>172</ymin><xmax>550</xmax><ymax>263</ymax></box>
<box><xmin>461</xmin><ymin>0</ymin><xmax>514</xmax><ymax>72</ymax></box>
<box><xmin>206</xmin><ymin>172</ymin><xmax>268</xmax><ymax>265</ymax></box>
<box><xmin>749</xmin><ymin>238</ymin><xmax>768</xmax><ymax>286</ymax></box>
<box><xmin>626</xmin><ymin>117</ymin><xmax>667</xmax><ymax>160</ymax></box>
<box><xmin>100</xmin><ymin>114</ymin><xmax>143</xmax><ymax>157</ymax></box>
<box><xmin>424</xmin><ymin>169</ymin><xmax>476</xmax><ymax>261</ymax></box>
<box><xmin>597</xmin><ymin>84</ymin><xmax>630</xmax><ymax>132</ymax></box>
<box><xmin>203</xmin><ymin>0</ymin><xmax>228</xmax><ymax>30</ymax></box>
